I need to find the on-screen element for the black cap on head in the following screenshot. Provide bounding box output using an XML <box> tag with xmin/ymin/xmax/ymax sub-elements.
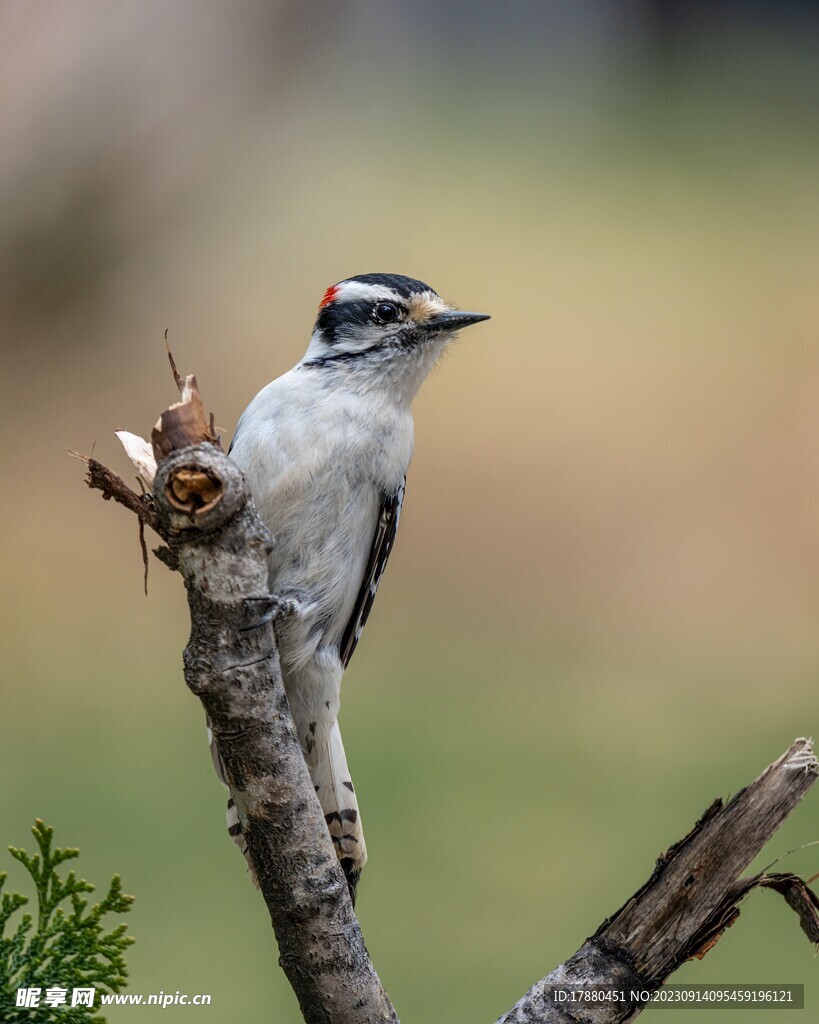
<box><xmin>342</xmin><ymin>273</ymin><xmax>437</xmax><ymax>298</ymax></box>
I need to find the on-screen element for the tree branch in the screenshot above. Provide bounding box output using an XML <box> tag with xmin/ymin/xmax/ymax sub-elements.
<box><xmin>72</xmin><ymin>452</ymin><xmax>163</xmax><ymax>537</ymax></box>
<box><xmin>499</xmin><ymin>738</ymin><xmax>818</xmax><ymax>1023</ymax></box>
<box><xmin>79</xmin><ymin>376</ymin><xmax>818</xmax><ymax>1024</ymax></box>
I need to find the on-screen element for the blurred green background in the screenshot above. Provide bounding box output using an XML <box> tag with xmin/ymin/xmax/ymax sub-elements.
<box><xmin>1</xmin><ymin>2</ymin><xmax>818</xmax><ymax>1021</ymax></box>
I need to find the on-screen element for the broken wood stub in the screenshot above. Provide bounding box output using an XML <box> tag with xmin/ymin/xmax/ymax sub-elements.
<box><xmin>151</xmin><ymin>374</ymin><xmax>219</xmax><ymax>462</ymax></box>
<box><xmin>104</xmin><ymin>372</ymin><xmax>225</xmax><ymax>569</ymax></box>
<box><xmin>154</xmin><ymin>446</ymin><xmax>246</xmax><ymax>536</ymax></box>
<box><xmin>150</xmin><ymin>377</ymin><xmax>226</xmax><ymax>523</ymax></box>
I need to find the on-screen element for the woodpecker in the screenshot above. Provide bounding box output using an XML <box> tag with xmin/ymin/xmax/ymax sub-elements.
<box><xmin>219</xmin><ymin>273</ymin><xmax>489</xmax><ymax>900</ymax></box>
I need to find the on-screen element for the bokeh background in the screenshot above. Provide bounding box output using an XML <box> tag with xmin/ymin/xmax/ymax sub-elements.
<box><xmin>2</xmin><ymin>2</ymin><xmax>818</xmax><ymax>1021</ymax></box>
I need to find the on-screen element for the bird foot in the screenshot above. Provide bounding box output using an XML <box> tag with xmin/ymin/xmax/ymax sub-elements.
<box><xmin>240</xmin><ymin>595</ymin><xmax>302</xmax><ymax>632</ymax></box>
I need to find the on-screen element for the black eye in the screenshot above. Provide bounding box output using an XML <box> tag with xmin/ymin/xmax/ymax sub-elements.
<box><xmin>373</xmin><ymin>302</ymin><xmax>399</xmax><ymax>324</ymax></box>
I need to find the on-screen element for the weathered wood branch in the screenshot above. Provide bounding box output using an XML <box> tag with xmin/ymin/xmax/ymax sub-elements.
<box><xmin>79</xmin><ymin>375</ymin><xmax>818</xmax><ymax>1024</ymax></box>
<box><xmin>71</xmin><ymin>451</ymin><xmax>163</xmax><ymax>536</ymax></box>
<box><xmin>499</xmin><ymin>738</ymin><xmax>818</xmax><ymax>1023</ymax></box>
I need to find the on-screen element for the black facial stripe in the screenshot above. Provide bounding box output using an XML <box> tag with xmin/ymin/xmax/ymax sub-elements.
<box><xmin>302</xmin><ymin>329</ymin><xmax>423</xmax><ymax>369</ymax></box>
<box><xmin>302</xmin><ymin>346</ymin><xmax>387</xmax><ymax>369</ymax></box>
<box><xmin>316</xmin><ymin>299</ymin><xmax>389</xmax><ymax>341</ymax></box>
<box><xmin>316</xmin><ymin>298</ymin><xmax>410</xmax><ymax>345</ymax></box>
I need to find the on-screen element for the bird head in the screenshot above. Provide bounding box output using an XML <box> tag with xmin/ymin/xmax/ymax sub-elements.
<box><xmin>302</xmin><ymin>273</ymin><xmax>489</xmax><ymax>401</ymax></box>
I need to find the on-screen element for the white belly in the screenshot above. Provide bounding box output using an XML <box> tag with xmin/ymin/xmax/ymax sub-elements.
<box><xmin>229</xmin><ymin>367</ymin><xmax>413</xmax><ymax>670</ymax></box>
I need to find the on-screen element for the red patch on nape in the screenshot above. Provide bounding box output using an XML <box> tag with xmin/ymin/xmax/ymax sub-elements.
<box><xmin>319</xmin><ymin>284</ymin><xmax>339</xmax><ymax>309</ymax></box>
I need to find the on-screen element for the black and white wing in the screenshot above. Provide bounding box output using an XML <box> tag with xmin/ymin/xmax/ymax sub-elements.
<box><xmin>338</xmin><ymin>478</ymin><xmax>405</xmax><ymax>669</ymax></box>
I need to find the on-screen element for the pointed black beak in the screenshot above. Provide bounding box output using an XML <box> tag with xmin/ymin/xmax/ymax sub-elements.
<box><xmin>424</xmin><ymin>311</ymin><xmax>491</xmax><ymax>333</ymax></box>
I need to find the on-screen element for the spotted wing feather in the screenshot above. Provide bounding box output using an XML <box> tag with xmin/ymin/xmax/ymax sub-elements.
<box><xmin>339</xmin><ymin>479</ymin><xmax>405</xmax><ymax>669</ymax></box>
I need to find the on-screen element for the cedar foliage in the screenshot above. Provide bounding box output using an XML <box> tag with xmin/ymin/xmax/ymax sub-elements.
<box><xmin>0</xmin><ymin>821</ymin><xmax>133</xmax><ymax>1023</ymax></box>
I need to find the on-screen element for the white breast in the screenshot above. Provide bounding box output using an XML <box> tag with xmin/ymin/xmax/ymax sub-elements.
<box><xmin>230</xmin><ymin>366</ymin><xmax>413</xmax><ymax>668</ymax></box>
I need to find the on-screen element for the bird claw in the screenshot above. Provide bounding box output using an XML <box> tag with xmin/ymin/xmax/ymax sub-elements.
<box><xmin>240</xmin><ymin>595</ymin><xmax>301</xmax><ymax>632</ymax></box>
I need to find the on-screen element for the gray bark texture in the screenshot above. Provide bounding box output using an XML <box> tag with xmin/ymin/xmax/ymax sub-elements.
<box><xmin>80</xmin><ymin>377</ymin><xmax>819</xmax><ymax>1024</ymax></box>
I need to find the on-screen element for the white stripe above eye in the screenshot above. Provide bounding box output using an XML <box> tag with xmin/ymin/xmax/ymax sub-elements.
<box><xmin>334</xmin><ymin>281</ymin><xmax>403</xmax><ymax>304</ymax></box>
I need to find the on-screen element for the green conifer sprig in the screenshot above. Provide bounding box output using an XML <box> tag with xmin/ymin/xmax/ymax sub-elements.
<box><xmin>0</xmin><ymin>821</ymin><xmax>134</xmax><ymax>1023</ymax></box>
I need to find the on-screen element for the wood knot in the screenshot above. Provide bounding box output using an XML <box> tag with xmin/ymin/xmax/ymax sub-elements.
<box><xmin>166</xmin><ymin>466</ymin><xmax>223</xmax><ymax>515</ymax></box>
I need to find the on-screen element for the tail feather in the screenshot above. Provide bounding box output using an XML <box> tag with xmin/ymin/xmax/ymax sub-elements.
<box><xmin>312</xmin><ymin>721</ymin><xmax>366</xmax><ymax>902</ymax></box>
